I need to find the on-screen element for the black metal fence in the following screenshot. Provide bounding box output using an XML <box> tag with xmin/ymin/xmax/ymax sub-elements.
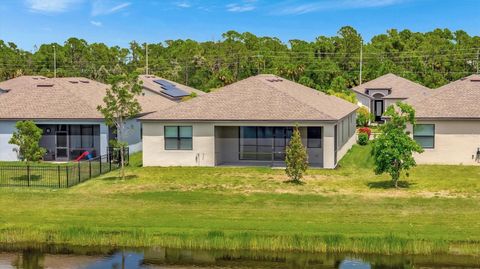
<box><xmin>0</xmin><ymin>148</ymin><xmax>129</xmax><ymax>189</ymax></box>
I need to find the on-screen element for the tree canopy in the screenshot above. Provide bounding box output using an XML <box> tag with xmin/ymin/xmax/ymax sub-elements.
<box><xmin>1</xmin><ymin>27</ymin><xmax>479</xmax><ymax>93</ymax></box>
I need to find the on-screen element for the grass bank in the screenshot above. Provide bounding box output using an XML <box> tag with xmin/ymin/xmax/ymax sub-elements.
<box><xmin>0</xmin><ymin>145</ymin><xmax>479</xmax><ymax>256</ymax></box>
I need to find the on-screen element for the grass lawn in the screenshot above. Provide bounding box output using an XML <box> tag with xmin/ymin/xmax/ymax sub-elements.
<box><xmin>0</xmin><ymin>145</ymin><xmax>479</xmax><ymax>255</ymax></box>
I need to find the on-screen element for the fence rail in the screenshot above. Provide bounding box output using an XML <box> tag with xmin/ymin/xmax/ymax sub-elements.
<box><xmin>0</xmin><ymin>148</ymin><xmax>129</xmax><ymax>189</ymax></box>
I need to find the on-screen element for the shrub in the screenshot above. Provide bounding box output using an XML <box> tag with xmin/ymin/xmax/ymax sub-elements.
<box><xmin>357</xmin><ymin>132</ymin><xmax>369</xmax><ymax>145</ymax></box>
<box><xmin>358</xmin><ymin>127</ymin><xmax>372</xmax><ymax>138</ymax></box>
<box><xmin>356</xmin><ymin>107</ymin><xmax>372</xmax><ymax>127</ymax></box>
<box><xmin>285</xmin><ymin>126</ymin><xmax>308</xmax><ymax>184</ymax></box>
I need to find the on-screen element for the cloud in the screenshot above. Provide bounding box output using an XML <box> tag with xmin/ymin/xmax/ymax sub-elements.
<box><xmin>226</xmin><ymin>1</ymin><xmax>256</xmax><ymax>12</ymax></box>
<box><xmin>25</xmin><ymin>0</ymin><xmax>82</xmax><ymax>13</ymax></box>
<box><xmin>91</xmin><ymin>0</ymin><xmax>131</xmax><ymax>16</ymax></box>
<box><xmin>90</xmin><ymin>20</ymin><xmax>102</xmax><ymax>27</ymax></box>
<box><xmin>175</xmin><ymin>1</ymin><xmax>191</xmax><ymax>8</ymax></box>
<box><xmin>278</xmin><ymin>0</ymin><xmax>407</xmax><ymax>15</ymax></box>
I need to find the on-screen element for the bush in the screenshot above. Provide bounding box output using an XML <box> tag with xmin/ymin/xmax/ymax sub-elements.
<box><xmin>357</xmin><ymin>132</ymin><xmax>369</xmax><ymax>145</ymax></box>
<box><xmin>358</xmin><ymin>127</ymin><xmax>371</xmax><ymax>138</ymax></box>
<box><xmin>356</xmin><ymin>107</ymin><xmax>373</xmax><ymax>127</ymax></box>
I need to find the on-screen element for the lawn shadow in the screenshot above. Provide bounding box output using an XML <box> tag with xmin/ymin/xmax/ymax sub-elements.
<box><xmin>11</xmin><ymin>175</ymin><xmax>42</xmax><ymax>181</ymax></box>
<box><xmin>367</xmin><ymin>180</ymin><xmax>414</xmax><ymax>189</ymax></box>
<box><xmin>100</xmin><ymin>175</ymin><xmax>138</xmax><ymax>181</ymax></box>
<box><xmin>283</xmin><ymin>179</ymin><xmax>305</xmax><ymax>185</ymax></box>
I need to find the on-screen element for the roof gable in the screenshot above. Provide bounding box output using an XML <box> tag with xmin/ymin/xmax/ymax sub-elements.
<box><xmin>351</xmin><ymin>73</ymin><xmax>430</xmax><ymax>100</ymax></box>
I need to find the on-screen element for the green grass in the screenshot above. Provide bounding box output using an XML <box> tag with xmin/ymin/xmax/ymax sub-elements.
<box><xmin>0</xmin><ymin>145</ymin><xmax>479</xmax><ymax>256</ymax></box>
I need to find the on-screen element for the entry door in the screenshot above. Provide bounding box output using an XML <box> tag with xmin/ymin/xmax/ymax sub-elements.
<box><xmin>374</xmin><ymin>100</ymin><xmax>384</xmax><ymax>122</ymax></box>
<box><xmin>55</xmin><ymin>125</ymin><xmax>69</xmax><ymax>161</ymax></box>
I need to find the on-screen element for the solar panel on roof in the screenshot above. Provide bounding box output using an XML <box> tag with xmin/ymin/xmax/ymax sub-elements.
<box><xmin>153</xmin><ymin>79</ymin><xmax>175</xmax><ymax>88</ymax></box>
<box><xmin>161</xmin><ymin>87</ymin><xmax>190</xmax><ymax>98</ymax></box>
<box><xmin>153</xmin><ymin>79</ymin><xmax>190</xmax><ymax>98</ymax></box>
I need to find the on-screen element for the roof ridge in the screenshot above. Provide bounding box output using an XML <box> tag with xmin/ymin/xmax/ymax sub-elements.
<box><xmin>255</xmin><ymin>76</ymin><xmax>337</xmax><ymax>120</ymax></box>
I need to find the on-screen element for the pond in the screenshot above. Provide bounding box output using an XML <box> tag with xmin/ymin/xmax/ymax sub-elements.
<box><xmin>0</xmin><ymin>244</ymin><xmax>478</xmax><ymax>269</ymax></box>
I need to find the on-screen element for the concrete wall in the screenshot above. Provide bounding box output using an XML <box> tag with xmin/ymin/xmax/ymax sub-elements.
<box><xmin>384</xmin><ymin>98</ymin><xmax>406</xmax><ymax>109</ymax></box>
<box><xmin>409</xmin><ymin>120</ymin><xmax>480</xmax><ymax>165</ymax></box>
<box><xmin>356</xmin><ymin>93</ymin><xmax>372</xmax><ymax>111</ymax></box>
<box><xmin>143</xmin><ymin>118</ymin><xmax>357</xmax><ymax>169</ymax></box>
<box><xmin>142</xmin><ymin>122</ymin><xmax>215</xmax><ymax>166</ymax></box>
<box><xmin>0</xmin><ymin>121</ymin><xmax>18</xmax><ymax>161</ymax></box>
<box><xmin>122</xmin><ymin>118</ymin><xmax>143</xmax><ymax>153</ymax></box>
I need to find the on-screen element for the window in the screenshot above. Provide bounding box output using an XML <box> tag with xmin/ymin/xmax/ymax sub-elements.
<box><xmin>307</xmin><ymin>127</ymin><xmax>322</xmax><ymax>148</ymax></box>
<box><xmin>413</xmin><ymin>124</ymin><xmax>435</xmax><ymax>149</ymax></box>
<box><xmin>165</xmin><ymin>126</ymin><xmax>192</xmax><ymax>150</ymax></box>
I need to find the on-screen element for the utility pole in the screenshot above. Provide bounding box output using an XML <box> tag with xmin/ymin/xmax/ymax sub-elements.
<box><xmin>145</xmin><ymin>43</ymin><xmax>149</xmax><ymax>75</ymax></box>
<box><xmin>476</xmin><ymin>49</ymin><xmax>479</xmax><ymax>74</ymax></box>
<box><xmin>53</xmin><ymin>45</ymin><xmax>57</xmax><ymax>78</ymax></box>
<box><xmin>359</xmin><ymin>40</ymin><xmax>363</xmax><ymax>84</ymax></box>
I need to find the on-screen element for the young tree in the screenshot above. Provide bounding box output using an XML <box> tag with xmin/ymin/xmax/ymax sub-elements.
<box><xmin>285</xmin><ymin>126</ymin><xmax>309</xmax><ymax>184</ymax></box>
<box><xmin>9</xmin><ymin>121</ymin><xmax>46</xmax><ymax>164</ymax></box>
<box><xmin>97</xmin><ymin>74</ymin><xmax>142</xmax><ymax>179</ymax></box>
<box><xmin>372</xmin><ymin>102</ymin><xmax>424</xmax><ymax>188</ymax></box>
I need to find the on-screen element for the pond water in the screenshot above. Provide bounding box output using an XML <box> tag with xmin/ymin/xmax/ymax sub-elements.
<box><xmin>0</xmin><ymin>245</ymin><xmax>478</xmax><ymax>269</ymax></box>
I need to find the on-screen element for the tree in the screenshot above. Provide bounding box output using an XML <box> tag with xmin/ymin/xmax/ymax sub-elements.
<box><xmin>97</xmin><ymin>73</ymin><xmax>142</xmax><ymax>180</ymax></box>
<box><xmin>9</xmin><ymin>121</ymin><xmax>46</xmax><ymax>163</ymax></box>
<box><xmin>371</xmin><ymin>102</ymin><xmax>424</xmax><ymax>188</ymax></box>
<box><xmin>285</xmin><ymin>126</ymin><xmax>309</xmax><ymax>183</ymax></box>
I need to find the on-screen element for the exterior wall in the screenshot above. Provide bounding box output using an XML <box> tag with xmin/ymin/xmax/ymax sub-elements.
<box><xmin>356</xmin><ymin>93</ymin><xmax>371</xmax><ymax>111</ymax></box>
<box><xmin>0</xmin><ymin>121</ymin><xmax>18</xmax><ymax>161</ymax></box>
<box><xmin>123</xmin><ymin>118</ymin><xmax>142</xmax><ymax>153</ymax></box>
<box><xmin>143</xmin><ymin>117</ymin><xmax>357</xmax><ymax>169</ymax></box>
<box><xmin>142</xmin><ymin>122</ymin><xmax>215</xmax><ymax>166</ymax></box>
<box><xmin>384</xmin><ymin>98</ymin><xmax>406</xmax><ymax>108</ymax></box>
<box><xmin>409</xmin><ymin>120</ymin><xmax>480</xmax><ymax>165</ymax></box>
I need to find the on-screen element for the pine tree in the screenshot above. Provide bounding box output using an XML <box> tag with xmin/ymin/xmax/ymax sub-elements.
<box><xmin>285</xmin><ymin>126</ymin><xmax>309</xmax><ymax>184</ymax></box>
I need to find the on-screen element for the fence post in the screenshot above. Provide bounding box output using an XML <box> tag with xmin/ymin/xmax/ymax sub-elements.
<box><xmin>57</xmin><ymin>165</ymin><xmax>61</xmax><ymax>188</ymax></box>
<box><xmin>27</xmin><ymin>165</ymin><xmax>30</xmax><ymax>187</ymax></box>
<box><xmin>109</xmin><ymin>151</ymin><xmax>112</xmax><ymax>171</ymax></box>
<box><xmin>78</xmin><ymin>161</ymin><xmax>81</xmax><ymax>183</ymax></box>
<box><xmin>66</xmin><ymin>166</ymin><xmax>69</xmax><ymax>188</ymax></box>
<box><xmin>89</xmin><ymin>160</ymin><xmax>92</xmax><ymax>179</ymax></box>
<box><xmin>99</xmin><ymin>156</ymin><xmax>102</xmax><ymax>174</ymax></box>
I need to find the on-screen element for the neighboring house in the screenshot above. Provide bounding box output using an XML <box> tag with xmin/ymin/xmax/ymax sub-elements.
<box><xmin>408</xmin><ymin>74</ymin><xmax>480</xmax><ymax>165</ymax></box>
<box><xmin>140</xmin><ymin>74</ymin><xmax>358</xmax><ymax>168</ymax></box>
<box><xmin>0</xmin><ymin>75</ymin><xmax>203</xmax><ymax>161</ymax></box>
<box><xmin>351</xmin><ymin>73</ymin><xmax>430</xmax><ymax>122</ymax></box>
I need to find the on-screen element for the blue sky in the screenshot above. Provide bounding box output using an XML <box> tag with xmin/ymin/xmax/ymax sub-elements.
<box><xmin>1</xmin><ymin>0</ymin><xmax>479</xmax><ymax>50</ymax></box>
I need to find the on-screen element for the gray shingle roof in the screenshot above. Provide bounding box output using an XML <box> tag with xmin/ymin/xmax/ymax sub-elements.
<box><xmin>351</xmin><ymin>73</ymin><xmax>430</xmax><ymax>100</ymax></box>
<box><xmin>409</xmin><ymin>74</ymin><xmax>480</xmax><ymax>119</ymax></box>
<box><xmin>0</xmin><ymin>75</ymin><xmax>200</xmax><ymax>120</ymax></box>
<box><xmin>141</xmin><ymin>74</ymin><xmax>358</xmax><ymax>122</ymax></box>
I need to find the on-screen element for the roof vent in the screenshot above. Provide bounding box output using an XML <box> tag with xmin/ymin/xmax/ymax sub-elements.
<box><xmin>80</xmin><ymin>80</ymin><xmax>90</xmax><ymax>84</ymax></box>
<box><xmin>470</xmin><ymin>79</ymin><xmax>480</xmax><ymax>82</ymax></box>
<box><xmin>36</xmin><ymin>83</ymin><xmax>54</xmax><ymax>88</ymax></box>
<box><xmin>266</xmin><ymin>78</ymin><xmax>283</xmax><ymax>82</ymax></box>
<box><xmin>69</xmin><ymin>80</ymin><xmax>79</xmax><ymax>84</ymax></box>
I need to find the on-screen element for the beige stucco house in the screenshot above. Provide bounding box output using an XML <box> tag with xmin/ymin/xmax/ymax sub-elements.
<box><xmin>408</xmin><ymin>74</ymin><xmax>480</xmax><ymax>165</ymax></box>
<box><xmin>140</xmin><ymin>74</ymin><xmax>358</xmax><ymax>168</ymax></box>
<box><xmin>351</xmin><ymin>73</ymin><xmax>430</xmax><ymax>122</ymax></box>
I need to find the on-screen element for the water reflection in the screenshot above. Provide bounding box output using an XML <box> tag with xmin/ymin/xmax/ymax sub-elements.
<box><xmin>0</xmin><ymin>245</ymin><xmax>478</xmax><ymax>269</ymax></box>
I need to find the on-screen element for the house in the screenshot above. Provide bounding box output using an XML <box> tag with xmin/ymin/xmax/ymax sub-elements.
<box><xmin>408</xmin><ymin>74</ymin><xmax>480</xmax><ymax>165</ymax></box>
<box><xmin>140</xmin><ymin>74</ymin><xmax>358</xmax><ymax>168</ymax></box>
<box><xmin>351</xmin><ymin>73</ymin><xmax>430</xmax><ymax>121</ymax></box>
<box><xmin>0</xmin><ymin>75</ymin><xmax>203</xmax><ymax>161</ymax></box>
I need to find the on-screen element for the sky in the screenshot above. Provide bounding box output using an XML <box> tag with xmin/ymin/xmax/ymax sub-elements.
<box><xmin>0</xmin><ymin>0</ymin><xmax>479</xmax><ymax>50</ymax></box>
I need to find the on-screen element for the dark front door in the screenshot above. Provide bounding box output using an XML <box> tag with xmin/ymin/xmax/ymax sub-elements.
<box><xmin>374</xmin><ymin>100</ymin><xmax>384</xmax><ymax>122</ymax></box>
